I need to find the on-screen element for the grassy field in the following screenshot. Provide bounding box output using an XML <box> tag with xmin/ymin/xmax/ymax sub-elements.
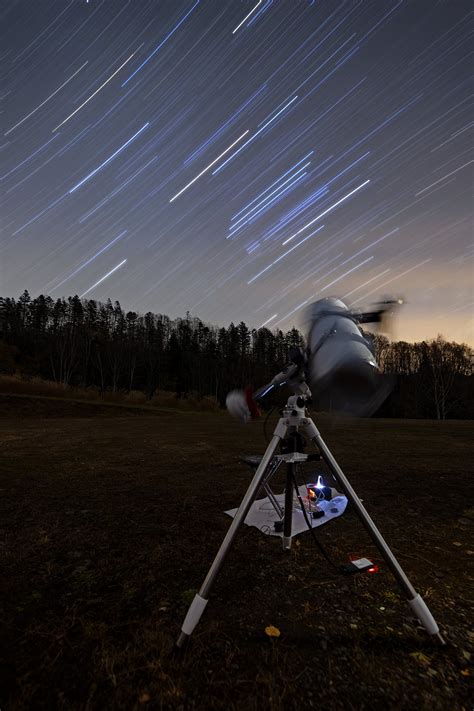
<box><xmin>1</xmin><ymin>393</ymin><xmax>473</xmax><ymax>709</ymax></box>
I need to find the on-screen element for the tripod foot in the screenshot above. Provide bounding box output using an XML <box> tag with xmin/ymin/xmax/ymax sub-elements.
<box><xmin>282</xmin><ymin>535</ymin><xmax>292</xmax><ymax>550</ymax></box>
<box><xmin>176</xmin><ymin>630</ymin><xmax>188</xmax><ymax>649</ymax></box>
<box><xmin>176</xmin><ymin>593</ymin><xmax>208</xmax><ymax>646</ymax></box>
<box><xmin>409</xmin><ymin>594</ymin><xmax>444</xmax><ymax>643</ymax></box>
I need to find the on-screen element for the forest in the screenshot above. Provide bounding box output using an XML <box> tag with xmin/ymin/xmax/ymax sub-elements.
<box><xmin>0</xmin><ymin>291</ymin><xmax>472</xmax><ymax>419</ymax></box>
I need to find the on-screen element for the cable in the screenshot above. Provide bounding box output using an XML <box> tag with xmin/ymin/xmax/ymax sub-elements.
<box><xmin>291</xmin><ymin>471</ymin><xmax>343</xmax><ymax>573</ymax></box>
<box><xmin>293</xmin><ymin>469</ymin><xmax>377</xmax><ymax>576</ymax></box>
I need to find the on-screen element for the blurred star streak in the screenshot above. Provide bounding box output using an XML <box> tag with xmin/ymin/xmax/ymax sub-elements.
<box><xmin>1</xmin><ymin>0</ymin><xmax>472</xmax><ymax>344</ymax></box>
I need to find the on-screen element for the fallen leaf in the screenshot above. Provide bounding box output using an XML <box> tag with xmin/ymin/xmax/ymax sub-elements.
<box><xmin>265</xmin><ymin>625</ymin><xmax>280</xmax><ymax>638</ymax></box>
<box><xmin>452</xmin><ymin>542</ymin><xmax>462</xmax><ymax>546</ymax></box>
<box><xmin>139</xmin><ymin>692</ymin><xmax>150</xmax><ymax>703</ymax></box>
<box><xmin>410</xmin><ymin>652</ymin><xmax>431</xmax><ymax>667</ymax></box>
<box><xmin>460</xmin><ymin>668</ymin><xmax>470</xmax><ymax>677</ymax></box>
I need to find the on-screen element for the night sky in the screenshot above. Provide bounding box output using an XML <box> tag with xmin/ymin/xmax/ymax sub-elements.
<box><xmin>1</xmin><ymin>0</ymin><xmax>472</xmax><ymax>344</ymax></box>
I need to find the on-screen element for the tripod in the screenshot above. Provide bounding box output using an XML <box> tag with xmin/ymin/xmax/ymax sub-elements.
<box><xmin>176</xmin><ymin>392</ymin><xmax>444</xmax><ymax>647</ymax></box>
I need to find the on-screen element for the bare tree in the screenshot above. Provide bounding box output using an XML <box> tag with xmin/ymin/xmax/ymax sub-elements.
<box><xmin>420</xmin><ymin>336</ymin><xmax>473</xmax><ymax>419</ymax></box>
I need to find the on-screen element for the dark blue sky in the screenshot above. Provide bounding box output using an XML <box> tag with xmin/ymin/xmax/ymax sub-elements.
<box><xmin>1</xmin><ymin>1</ymin><xmax>472</xmax><ymax>343</ymax></box>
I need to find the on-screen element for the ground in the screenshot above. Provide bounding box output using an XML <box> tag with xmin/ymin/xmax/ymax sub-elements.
<box><xmin>0</xmin><ymin>393</ymin><xmax>473</xmax><ymax>710</ymax></box>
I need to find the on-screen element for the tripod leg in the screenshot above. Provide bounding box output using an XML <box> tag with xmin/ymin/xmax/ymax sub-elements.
<box><xmin>304</xmin><ymin>419</ymin><xmax>445</xmax><ymax>644</ymax></box>
<box><xmin>263</xmin><ymin>483</ymin><xmax>283</xmax><ymax>518</ymax></box>
<box><xmin>283</xmin><ymin>463</ymin><xmax>294</xmax><ymax>550</ymax></box>
<box><xmin>262</xmin><ymin>459</ymin><xmax>284</xmax><ymax>517</ymax></box>
<box><xmin>176</xmin><ymin>429</ymin><xmax>286</xmax><ymax>647</ymax></box>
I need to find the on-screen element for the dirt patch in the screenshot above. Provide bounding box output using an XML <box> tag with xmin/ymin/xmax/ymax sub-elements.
<box><xmin>0</xmin><ymin>400</ymin><xmax>473</xmax><ymax>709</ymax></box>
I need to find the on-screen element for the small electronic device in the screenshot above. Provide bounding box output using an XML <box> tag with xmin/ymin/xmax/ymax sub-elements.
<box><xmin>343</xmin><ymin>557</ymin><xmax>376</xmax><ymax>574</ymax></box>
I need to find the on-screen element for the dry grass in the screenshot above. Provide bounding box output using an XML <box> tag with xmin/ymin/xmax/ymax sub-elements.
<box><xmin>0</xmin><ymin>375</ymin><xmax>219</xmax><ymax>412</ymax></box>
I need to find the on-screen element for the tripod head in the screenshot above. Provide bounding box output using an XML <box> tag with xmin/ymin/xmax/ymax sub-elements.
<box><xmin>226</xmin><ymin>347</ymin><xmax>312</xmax><ymax>423</ymax></box>
<box><xmin>254</xmin><ymin>346</ymin><xmax>312</xmax><ymax>401</ymax></box>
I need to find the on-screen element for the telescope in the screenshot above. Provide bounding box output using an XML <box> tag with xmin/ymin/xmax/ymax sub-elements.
<box><xmin>305</xmin><ymin>296</ymin><xmax>398</xmax><ymax>416</ymax></box>
<box><xmin>227</xmin><ymin>296</ymin><xmax>401</xmax><ymax>420</ymax></box>
<box><xmin>177</xmin><ymin>294</ymin><xmax>444</xmax><ymax>648</ymax></box>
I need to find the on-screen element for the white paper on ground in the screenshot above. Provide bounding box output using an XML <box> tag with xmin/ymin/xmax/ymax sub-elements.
<box><xmin>225</xmin><ymin>485</ymin><xmax>348</xmax><ymax>537</ymax></box>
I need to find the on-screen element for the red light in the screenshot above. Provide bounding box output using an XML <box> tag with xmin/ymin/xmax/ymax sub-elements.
<box><xmin>368</xmin><ymin>565</ymin><xmax>379</xmax><ymax>574</ymax></box>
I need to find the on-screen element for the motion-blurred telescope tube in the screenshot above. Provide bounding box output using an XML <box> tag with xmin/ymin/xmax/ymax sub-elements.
<box><xmin>306</xmin><ymin>297</ymin><xmax>390</xmax><ymax>416</ymax></box>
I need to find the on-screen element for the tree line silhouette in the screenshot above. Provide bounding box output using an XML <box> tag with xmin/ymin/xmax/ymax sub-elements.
<box><xmin>0</xmin><ymin>291</ymin><xmax>472</xmax><ymax>419</ymax></box>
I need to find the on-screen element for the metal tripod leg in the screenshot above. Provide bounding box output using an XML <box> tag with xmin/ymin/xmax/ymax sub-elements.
<box><xmin>176</xmin><ymin>422</ymin><xmax>287</xmax><ymax>647</ymax></box>
<box><xmin>261</xmin><ymin>457</ymin><xmax>284</xmax><ymax>518</ymax></box>
<box><xmin>263</xmin><ymin>482</ymin><xmax>284</xmax><ymax>519</ymax></box>
<box><xmin>303</xmin><ymin>418</ymin><xmax>445</xmax><ymax>644</ymax></box>
<box><xmin>283</xmin><ymin>463</ymin><xmax>295</xmax><ymax>550</ymax></box>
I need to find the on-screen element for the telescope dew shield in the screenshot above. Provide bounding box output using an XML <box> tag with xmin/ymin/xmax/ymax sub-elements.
<box><xmin>307</xmin><ymin>297</ymin><xmax>391</xmax><ymax>416</ymax></box>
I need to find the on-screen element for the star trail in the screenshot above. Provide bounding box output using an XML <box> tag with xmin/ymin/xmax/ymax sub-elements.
<box><xmin>1</xmin><ymin>0</ymin><xmax>472</xmax><ymax>344</ymax></box>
